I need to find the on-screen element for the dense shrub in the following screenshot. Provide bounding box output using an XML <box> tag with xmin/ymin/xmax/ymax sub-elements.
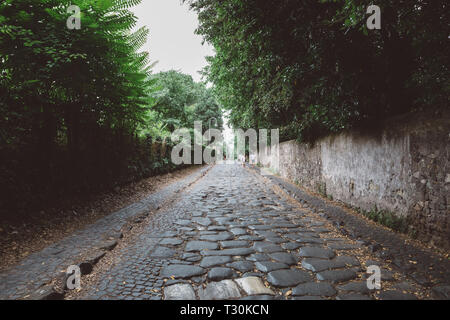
<box><xmin>0</xmin><ymin>1</ymin><xmax>175</xmax><ymax>217</ymax></box>
<box><xmin>187</xmin><ymin>0</ymin><xmax>448</xmax><ymax>142</ymax></box>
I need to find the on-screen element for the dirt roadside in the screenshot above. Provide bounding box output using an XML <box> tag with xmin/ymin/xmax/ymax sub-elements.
<box><xmin>0</xmin><ymin>166</ymin><xmax>203</xmax><ymax>272</ymax></box>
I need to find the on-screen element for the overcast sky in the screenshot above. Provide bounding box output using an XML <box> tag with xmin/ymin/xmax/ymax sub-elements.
<box><xmin>131</xmin><ymin>0</ymin><xmax>215</xmax><ymax>83</ymax></box>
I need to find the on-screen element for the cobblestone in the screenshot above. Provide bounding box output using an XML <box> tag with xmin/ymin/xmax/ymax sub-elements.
<box><xmin>302</xmin><ymin>256</ymin><xmax>360</xmax><ymax>272</ymax></box>
<box><xmin>316</xmin><ymin>269</ymin><xmax>359</xmax><ymax>283</ymax></box>
<box><xmin>267</xmin><ymin>269</ymin><xmax>313</xmax><ymax>287</ymax></box>
<box><xmin>207</xmin><ymin>268</ymin><xmax>234</xmax><ymax>281</ymax></box>
<box><xmin>235</xmin><ymin>277</ymin><xmax>275</xmax><ymax>295</ymax></box>
<box><xmin>164</xmin><ymin>284</ymin><xmax>196</xmax><ymax>300</ymax></box>
<box><xmin>198</xmin><ymin>280</ymin><xmax>241</xmax><ymax>300</ymax></box>
<box><xmin>292</xmin><ymin>282</ymin><xmax>337</xmax><ymax>297</ymax></box>
<box><xmin>199</xmin><ymin>256</ymin><xmax>232</xmax><ymax>268</ymax></box>
<box><xmin>255</xmin><ymin>165</ymin><xmax>450</xmax><ymax>298</ymax></box>
<box><xmin>2</xmin><ymin>163</ymin><xmax>447</xmax><ymax>300</ymax></box>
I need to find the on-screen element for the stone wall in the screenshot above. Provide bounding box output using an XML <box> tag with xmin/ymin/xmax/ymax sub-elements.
<box><xmin>258</xmin><ymin>111</ymin><xmax>449</xmax><ymax>249</ymax></box>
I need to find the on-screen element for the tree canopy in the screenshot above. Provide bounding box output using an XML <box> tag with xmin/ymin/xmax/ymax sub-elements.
<box><xmin>186</xmin><ymin>0</ymin><xmax>448</xmax><ymax>142</ymax></box>
<box><xmin>1</xmin><ymin>0</ymin><xmax>224</xmax><ymax>216</ymax></box>
<box><xmin>148</xmin><ymin>70</ymin><xmax>223</xmax><ymax>135</ymax></box>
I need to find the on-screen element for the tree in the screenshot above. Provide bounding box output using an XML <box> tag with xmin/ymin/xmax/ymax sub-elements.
<box><xmin>186</xmin><ymin>0</ymin><xmax>448</xmax><ymax>142</ymax></box>
<box><xmin>0</xmin><ymin>0</ymin><xmax>160</xmax><ymax>215</ymax></box>
<box><xmin>149</xmin><ymin>70</ymin><xmax>223</xmax><ymax>133</ymax></box>
<box><xmin>151</xmin><ymin>71</ymin><xmax>198</xmax><ymax>131</ymax></box>
<box><xmin>193</xmin><ymin>86</ymin><xmax>224</xmax><ymax>133</ymax></box>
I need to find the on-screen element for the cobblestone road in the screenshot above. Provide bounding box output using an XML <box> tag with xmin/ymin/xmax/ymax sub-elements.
<box><xmin>78</xmin><ymin>163</ymin><xmax>446</xmax><ymax>300</ymax></box>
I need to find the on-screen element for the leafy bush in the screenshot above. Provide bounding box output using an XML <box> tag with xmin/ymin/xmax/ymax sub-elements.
<box><xmin>0</xmin><ymin>0</ymin><xmax>164</xmax><ymax>217</ymax></box>
<box><xmin>186</xmin><ymin>0</ymin><xmax>448</xmax><ymax>142</ymax></box>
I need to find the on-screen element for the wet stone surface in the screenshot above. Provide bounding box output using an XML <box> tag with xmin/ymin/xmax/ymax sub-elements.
<box><xmin>3</xmin><ymin>163</ymin><xmax>446</xmax><ymax>300</ymax></box>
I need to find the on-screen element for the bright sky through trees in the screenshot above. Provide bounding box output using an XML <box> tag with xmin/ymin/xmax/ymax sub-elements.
<box><xmin>131</xmin><ymin>0</ymin><xmax>214</xmax><ymax>83</ymax></box>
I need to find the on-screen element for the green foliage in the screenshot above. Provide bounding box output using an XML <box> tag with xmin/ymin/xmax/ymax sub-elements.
<box><xmin>193</xmin><ymin>86</ymin><xmax>224</xmax><ymax>133</ymax></box>
<box><xmin>0</xmin><ymin>0</ymin><xmax>169</xmax><ymax>216</ymax></box>
<box><xmin>362</xmin><ymin>206</ymin><xmax>409</xmax><ymax>234</ymax></box>
<box><xmin>147</xmin><ymin>70</ymin><xmax>223</xmax><ymax>134</ymax></box>
<box><xmin>318</xmin><ymin>182</ymin><xmax>328</xmax><ymax>198</ymax></box>
<box><xmin>150</xmin><ymin>71</ymin><xmax>198</xmax><ymax>132</ymax></box>
<box><xmin>186</xmin><ymin>0</ymin><xmax>448</xmax><ymax>142</ymax></box>
<box><xmin>0</xmin><ymin>0</ymin><xmax>152</xmax><ymax>144</ymax></box>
